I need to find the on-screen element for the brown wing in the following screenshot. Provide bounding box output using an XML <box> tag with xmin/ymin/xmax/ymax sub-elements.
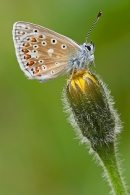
<box><xmin>13</xmin><ymin>21</ymin><xmax>82</xmax><ymax>81</ymax></box>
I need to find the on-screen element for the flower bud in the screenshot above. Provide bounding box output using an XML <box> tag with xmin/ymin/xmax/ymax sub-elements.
<box><xmin>63</xmin><ymin>70</ymin><xmax>121</xmax><ymax>151</ymax></box>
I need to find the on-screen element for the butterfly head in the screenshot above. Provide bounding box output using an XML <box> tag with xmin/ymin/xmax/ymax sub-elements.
<box><xmin>82</xmin><ymin>42</ymin><xmax>95</xmax><ymax>65</ymax></box>
<box><xmin>84</xmin><ymin>42</ymin><xmax>95</xmax><ymax>55</ymax></box>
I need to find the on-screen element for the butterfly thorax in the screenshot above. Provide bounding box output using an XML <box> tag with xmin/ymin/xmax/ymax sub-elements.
<box><xmin>71</xmin><ymin>42</ymin><xmax>95</xmax><ymax>71</ymax></box>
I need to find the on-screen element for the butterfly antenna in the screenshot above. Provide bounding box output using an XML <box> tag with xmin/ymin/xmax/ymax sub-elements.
<box><xmin>86</xmin><ymin>11</ymin><xmax>102</xmax><ymax>42</ymax></box>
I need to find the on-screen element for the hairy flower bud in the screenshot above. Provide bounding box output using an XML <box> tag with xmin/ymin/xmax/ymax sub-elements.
<box><xmin>63</xmin><ymin>70</ymin><xmax>122</xmax><ymax>151</ymax></box>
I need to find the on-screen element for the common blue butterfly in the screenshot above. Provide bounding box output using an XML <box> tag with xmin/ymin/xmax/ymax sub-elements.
<box><xmin>12</xmin><ymin>12</ymin><xmax>102</xmax><ymax>82</ymax></box>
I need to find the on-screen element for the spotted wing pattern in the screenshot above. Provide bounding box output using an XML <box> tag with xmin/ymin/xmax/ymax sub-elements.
<box><xmin>13</xmin><ymin>22</ymin><xmax>82</xmax><ymax>82</ymax></box>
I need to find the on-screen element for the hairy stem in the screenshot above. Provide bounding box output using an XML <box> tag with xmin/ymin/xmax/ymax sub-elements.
<box><xmin>95</xmin><ymin>142</ymin><xmax>128</xmax><ymax>195</ymax></box>
<box><xmin>93</xmin><ymin>143</ymin><xmax>128</xmax><ymax>195</ymax></box>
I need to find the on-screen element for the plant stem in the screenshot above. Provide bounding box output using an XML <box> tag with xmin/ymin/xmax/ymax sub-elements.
<box><xmin>95</xmin><ymin>142</ymin><xmax>128</xmax><ymax>195</ymax></box>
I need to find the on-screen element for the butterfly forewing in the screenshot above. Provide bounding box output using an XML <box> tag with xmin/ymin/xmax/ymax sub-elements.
<box><xmin>13</xmin><ymin>22</ymin><xmax>82</xmax><ymax>81</ymax></box>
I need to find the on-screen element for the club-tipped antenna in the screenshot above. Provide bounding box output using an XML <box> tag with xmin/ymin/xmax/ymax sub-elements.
<box><xmin>86</xmin><ymin>11</ymin><xmax>102</xmax><ymax>42</ymax></box>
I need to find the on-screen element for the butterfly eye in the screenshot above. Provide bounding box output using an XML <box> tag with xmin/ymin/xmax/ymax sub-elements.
<box><xmin>85</xmin><ymin>45</ymin><xmax>91</xmax><ymax>51</ymax></box>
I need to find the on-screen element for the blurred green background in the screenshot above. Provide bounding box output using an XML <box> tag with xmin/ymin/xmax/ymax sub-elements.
<box><xmin>0</xmin><ymin>0</ymin><xmax>130</xmax><ymax>194</ymax></box>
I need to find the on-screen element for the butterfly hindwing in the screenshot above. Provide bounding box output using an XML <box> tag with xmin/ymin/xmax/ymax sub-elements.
<box><xmin>13</xmin><ymin>22</ymin><xmax>82</xmax><ymax>81</ymax></box>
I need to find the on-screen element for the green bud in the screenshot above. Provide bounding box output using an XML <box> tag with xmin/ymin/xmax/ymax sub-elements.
<box><xmin>63</xmin><ymin>70</ymin><xmax>122</xmax><ymax>151</ymax></box>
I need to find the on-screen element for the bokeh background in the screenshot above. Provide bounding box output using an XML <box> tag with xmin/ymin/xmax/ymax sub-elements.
<box><xmin>0</xmin><ymin>0</ymin><xmax>130</xmax><ymax>194</ymax></box>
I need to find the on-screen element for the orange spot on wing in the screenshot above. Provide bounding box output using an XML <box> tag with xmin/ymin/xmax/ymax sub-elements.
<box><xmin>27</xmin><ymin>61</ymin><xmax>34</xmax><ymax>67</ymax></box>
<box><xmin>33</xmin><ymin>67</ymin><xmax>41</xmax><ymax>75</ymax></box>
<box><xmin>24</xmin><ymin>43</ymin><xmax>30</xmax><ymax>47</ymax></box>
<box><xmin>31</xmin><ymin>37</ymin><xmax>37</xmax><ymax>42</ymax></box>
<box><xmin>38</xmin><ymin>35</ymin><xmax>43</xmax><ymax>38</ymax></box>
<box><xmin>34</xmin><ymin>70</ymin><xmax>39</xmax><ymax>74</ymax></box>
<box><xmin>25</xmin><ymin>54</ymin><xmax>31</xmax><ymax>60</ymax></box>
<box><xmin>22</xmin><ymin>49</ymin><xmax>29</xmax><ymax>54</ymax></box>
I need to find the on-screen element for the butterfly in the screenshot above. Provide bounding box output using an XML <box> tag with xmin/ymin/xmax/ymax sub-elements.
<box><xmin>12</xmin><ymin>12</ymin><xmax>102</xmax><ymax>82</ymax></box>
